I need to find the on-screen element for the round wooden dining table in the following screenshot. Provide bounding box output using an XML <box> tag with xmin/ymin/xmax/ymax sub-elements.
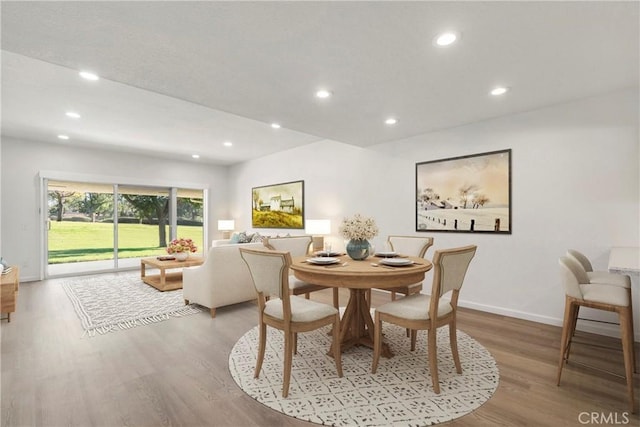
<box><xmin>290</xmin><ymin>255</ymin><xmax>433</xmax><ymax>357</ymax></box>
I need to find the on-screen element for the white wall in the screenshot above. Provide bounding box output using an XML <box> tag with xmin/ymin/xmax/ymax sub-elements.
<box><xmin>2</xmin><ymin>90</ymin><xmax>637</xmax><ymax>337</ymax></box>
<box><xmin>0</xmin><ymin>138</ymin><xmax>230</xmax><ymax>281</ymax></box>
<box><xmin>229</xmin><ymin>89</ymin><xmax>639</xmax><ymax>338</ymax></box>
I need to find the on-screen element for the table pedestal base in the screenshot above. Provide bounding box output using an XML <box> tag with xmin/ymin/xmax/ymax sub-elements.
<box><xmin>330</xmin><ymin>288</ymin><xmax>393</xmax><ymax>358</ymax></box>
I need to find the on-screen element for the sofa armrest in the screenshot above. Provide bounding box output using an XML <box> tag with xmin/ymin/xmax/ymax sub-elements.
<box><xmin>183</xmin><ymin>243</ymin><xmax>263</xmax><ymax>316</ymax></box>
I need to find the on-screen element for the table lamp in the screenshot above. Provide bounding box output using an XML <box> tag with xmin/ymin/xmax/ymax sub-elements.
<box><xmin>305</xmin><ymin>219</ymin><xmax>331</xmax><ymax>253</ymax></box>
<box><xmin>217</xmin><ymin>219</ymin><xmax>235</xmax><ymax>239</ymax></box>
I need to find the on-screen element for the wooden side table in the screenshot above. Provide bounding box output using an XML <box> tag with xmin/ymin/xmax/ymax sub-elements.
<box><xmin>1</xmin><ymin>266</ymin><xmax>19</xmax><ymax>322</ymax></box>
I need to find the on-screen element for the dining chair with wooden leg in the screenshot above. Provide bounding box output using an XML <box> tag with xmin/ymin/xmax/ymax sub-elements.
<box><xmin>240</xmin><ymin>247</ymin><xmax>343</xmax><ymax>398</ymax></box>
<box><xmin>264</xmin><ymin>236</ymin><xmax>340</xmax><ymax>308</ymax></box>
<box><xmin>385</xmin><ymin>235</ymin><xmax>434</xmax><ymax>301</ymax></box>
<box><xmin>557</xmin><ymin>256</ymin><xmax>636</xmax><ymax>413</ymax></box>
<box><xmin>371</xmin><ymin>244</ymin><xmax>477</xmax><ymax>394</ymax></box>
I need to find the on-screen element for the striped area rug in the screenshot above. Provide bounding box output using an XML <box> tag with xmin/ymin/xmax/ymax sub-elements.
<box><xmin>62</xmin><ymin>272</ymin><xmax>203</xmax><ymax>336</ymax></box>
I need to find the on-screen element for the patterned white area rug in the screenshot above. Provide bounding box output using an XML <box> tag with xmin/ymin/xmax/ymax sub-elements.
<box><xmin>62</xmin><ymin>272</ymin><xmax>204</xmax><ymax>336</ymax></box>
<box><xmin>229</xmin><ymin>324</ymin><xmax>499</xmax><ymax>426</ymax></box>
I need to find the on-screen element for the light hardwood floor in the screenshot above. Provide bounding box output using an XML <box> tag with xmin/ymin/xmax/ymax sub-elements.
<box><xmin>1</xmin><ymin>274</ymin><xmax>638</xmax><ymax>426</ymax></box>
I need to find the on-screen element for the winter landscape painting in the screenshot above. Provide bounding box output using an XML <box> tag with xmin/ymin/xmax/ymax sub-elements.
<box><xmin>416</xmin><ymin>149</ymin><xmax>511</xmax><ymax>233</ymax></box>
<box><xmin>252</xmin><ymin>180</ymin><xmax>305</xmax><ymax>229</ymax></box>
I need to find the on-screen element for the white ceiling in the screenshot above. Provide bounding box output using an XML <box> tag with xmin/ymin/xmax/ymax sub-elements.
<box><xmin>1</xmin><ymin>1</ymin><xmax>638</xmax><ymax>165</ymax></box>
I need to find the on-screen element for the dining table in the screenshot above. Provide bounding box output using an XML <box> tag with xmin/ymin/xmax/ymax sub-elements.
<box><xmin>290</xmin><ymin>254</ymin><xmax>433</xmax><ymax>358</ymax></box>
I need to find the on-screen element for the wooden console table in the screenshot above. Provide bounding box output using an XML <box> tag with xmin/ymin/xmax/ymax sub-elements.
<box><xmin>141</xmin><ymin>256</ymin><xmax>204</xmax><ymax>291</ymax></box>
<box><xmin>1</xmin><ymin>266</ymin><xmax>19</xmax><ymax>322</ymax></box>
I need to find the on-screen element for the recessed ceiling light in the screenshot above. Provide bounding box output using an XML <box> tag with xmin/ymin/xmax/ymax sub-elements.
<box><xmin>79</xmin><ymin>71</ymin><xmax>99</xmax><ymax>81</ymax></box>
<box><xmin>192</xmin><ymin>154</ymin><xmax>200</xmax><ymax>159</ymax></box>
<box><xmin>223</xmin><ymin>141</ymin><xmax>233</xmax><ymax>147</ymax></box>
<box><xmin>315</xmin><ymin>89</ymin><xmax>332</xmax><ymax>99</ymax></box>
<box><xmin>385</xmin><ymin>118</ymin><xmax>398</xmax><ymax>125</ymax></box>
<box><xmin>434</xmin><ymin>31</ymin><xmax>460</xmax><ymax>47</ymax></box>
<box><xmin>65</xmin><ymin>111</ymin><xmax>81</xmax><ymax>119</ymax></box>
<box><xmin>490</xmin><ymin>87</ymin><xmax>509</xmax><ymax>96</ymax></box>
<box><xmin>57</xmin><ymin>134</ymin><xmax>70</xmax><ymax>140</ymax></box>
<box><xmin>271</xmin><ymin>123</ymin><xmax>281</xmax><ymax>129</ymax></box>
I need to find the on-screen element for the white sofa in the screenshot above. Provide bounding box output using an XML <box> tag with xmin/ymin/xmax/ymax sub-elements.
<box><xmin>183</xmin><ymin>242</ymin><xmax>264</xmax><ymax>317</ymax></box>
<box><xmin>211</xmin><ymin>238</ymin><xmax>240</xmax><ymax>247</ymax></box>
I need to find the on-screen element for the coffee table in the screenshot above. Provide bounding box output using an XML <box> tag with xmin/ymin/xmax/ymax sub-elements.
<box><xmin>140</xmin><ymin>256</ymin><xmax>204</xmax><ymax>291</ymax></box>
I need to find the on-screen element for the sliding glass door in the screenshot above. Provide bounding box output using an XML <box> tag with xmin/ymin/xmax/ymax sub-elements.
<box><xmin>47</xmin><ymin>181</ymin><xmax>116</xmax><ymax>275</ymax></box>
<box><xmin>45</xmin><ymin>179</ymin><xmax>206</xmax><ymax>277</ymax></box>
<box><xmin>116</xmin><ymin>185</ymin><xmax>171</xmax><ymax>269</ymax></box>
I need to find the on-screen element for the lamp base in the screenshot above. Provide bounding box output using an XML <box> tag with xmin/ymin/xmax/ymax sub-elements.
<box><xmin>311</xmin><ymin>236</ymin><xmax>324</xmax><ymax>253</ymax></box>
<box><xmin>222</xmin><ymin>231</ymin><xmax>232</xmax><ymax>239</ymax></box>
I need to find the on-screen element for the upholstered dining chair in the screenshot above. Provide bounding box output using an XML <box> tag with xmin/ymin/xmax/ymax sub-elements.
<box><xmin>239</xmin><ymin>247</ymin><xmax>343</xmax><ymax>398</ymax></box>
<box><xmin>384</xmin><ymin>235</ymin><xmax>434</xmax><ymax>300</ymax></box>
<box><xmin>263</xmin><ymin>236</ymin><xmax>339</xmax><ymax>308</ymax></box>
<box><xmin>557</xmin><ymin>256</ymin><xmax>636</xmax><ymax>413</ymax></box>
<box><xmin>371</xmin><ymin>244</ymin><xmax>477</xmax><ymax>394</ymax></box>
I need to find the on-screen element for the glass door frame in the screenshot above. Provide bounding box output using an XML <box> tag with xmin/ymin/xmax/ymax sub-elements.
<box><xmin>39</xmin><ymin>171</ymin><xmax>208</xmax><ymax>279</ymax></box>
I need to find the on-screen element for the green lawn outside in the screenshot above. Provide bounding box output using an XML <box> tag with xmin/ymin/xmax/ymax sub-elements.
<box><xmin>48</xmin><ymin>221</ymin><xmax>204</xmax><ymax>264</ymax></box>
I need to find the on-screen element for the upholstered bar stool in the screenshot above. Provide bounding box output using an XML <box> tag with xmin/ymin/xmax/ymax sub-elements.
<box><xmin>567</xmin><ymin>249</ymin><xmax>631</xmax><ymax>287</ymax></box>
<box><xmin>566</xmin><ymin>249</ymin><xmax>635</xmax><ymax>373</ymax></box>
<box><xmin>557</xmin><ymin>256</ymin><xmax>636</xmax><ymax>413</ymax></box>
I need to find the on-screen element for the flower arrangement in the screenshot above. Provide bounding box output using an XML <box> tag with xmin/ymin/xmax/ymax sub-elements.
<box><xmin>339</xmin><ymin>214</ymin><xmax>379</xmax><ymax>241</ymax></box>
<box><xmin>167</xmin><ymin>238</ymin><xmax>198</xmax><ymax>254</ymax></box>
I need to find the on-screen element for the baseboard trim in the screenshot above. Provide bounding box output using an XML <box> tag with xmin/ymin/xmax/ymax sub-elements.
<box><xmin>458</xmin><ymin>299</ymin><xmax>638</xmax><ymax>342</ymax></box>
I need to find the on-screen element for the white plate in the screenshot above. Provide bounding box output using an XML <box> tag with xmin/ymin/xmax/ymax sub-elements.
<box><xmin>307</xmin><ymin>257</ymin><xmax>339</xmax><ymax>265</ymax></box>
<box><xmin>375</xmin><ymin>251</ymin><xmax>398</xmax><ymax>258</ymax></box>
<box><xmin>315</xmin><ymin>250</ymin><xmax>341</xmax><ymax>257</ymax></box>
<box><xmin>380</xmin><ymin>258</ymin><xmax>413</xmax><ymax>266</ymax></box>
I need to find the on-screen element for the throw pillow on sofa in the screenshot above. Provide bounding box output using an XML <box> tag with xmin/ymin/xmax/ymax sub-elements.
<box><xmin>237</xmin><ymin>231</ymin><xmax>254</xmax><ymax>243</ymax></box>
<box><xmin>250</xmin><ymin>232</ymin><xmax>266</xmax><ymax>243</ymax></box>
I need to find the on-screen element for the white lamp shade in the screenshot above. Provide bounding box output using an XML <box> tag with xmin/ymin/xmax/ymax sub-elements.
<box><xmin>305</xmin><ymin>219</ymin><xmax>331</xmax><ymax>235</ymax></box>
<box><xmin>217</xmin><ymin>219</ymin><xmax>235</xmax><ymax>231</ymax></box>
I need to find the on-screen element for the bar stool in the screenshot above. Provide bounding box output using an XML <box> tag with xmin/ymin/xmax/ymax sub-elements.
<box><xmin>557</xmin><ymin>256</ymin><xmax>636</xmax><ymax>413</ymax></box>
<box><xmin>566</xmin><ymin>249</ymin><xmax>635</xmax><ymax>373</ymax></box>
<box><xmin>567</xmin><ymin>249</ymin><xmax>631</xmax><ymax>287</ymax></box>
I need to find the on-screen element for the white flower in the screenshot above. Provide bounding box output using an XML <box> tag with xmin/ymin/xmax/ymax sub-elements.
<box><xmin>339</xmin><ymin>214</ymin><xmax>379</xmax><ymax>240</ymax></box>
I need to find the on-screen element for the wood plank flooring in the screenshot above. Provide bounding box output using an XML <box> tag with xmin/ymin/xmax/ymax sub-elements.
<box><xmin>1</xmin><ymin>275</ymin><xmax>638</xmax><ymax>426</ymax></box>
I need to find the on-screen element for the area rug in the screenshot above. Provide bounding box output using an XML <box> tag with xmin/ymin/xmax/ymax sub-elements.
<box><xmin>62</xmin><ymin>272</ymin><xmax>204</xmax><ymax>336</ymax></box>
<box><xmin>229</xmin><ymin>324</ymin><xmax>499</xmax><ymax>426</ymax></box>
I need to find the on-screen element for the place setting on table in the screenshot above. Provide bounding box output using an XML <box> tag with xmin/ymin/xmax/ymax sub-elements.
<box><xmin>304</xmin><ymin>244</ymin><xmax>347</xmax><ymax>268</ymax></box>
<box><xmin>304</xmin><ymin>237</ymin><xmax>424</xmax><ymax>267</ymax></box>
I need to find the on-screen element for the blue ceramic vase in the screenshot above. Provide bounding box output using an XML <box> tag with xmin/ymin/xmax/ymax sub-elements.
<box><xmin>346</xmin><ymin>239</ymin><xmax>370</xmax><ymax>260</ymax></box>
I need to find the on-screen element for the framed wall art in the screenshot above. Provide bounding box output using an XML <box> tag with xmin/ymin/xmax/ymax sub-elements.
<box><xmin>416</xmin><ymin>149</ymin><xmax>511</xmax><ymax>233</ymax></box>
<box><xmin>252</xmin><ymin>180</ymin><xmax>305</xmax><ymax>229</ymax></box>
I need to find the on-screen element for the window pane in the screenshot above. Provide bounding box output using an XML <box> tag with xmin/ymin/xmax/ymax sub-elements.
<box><xmin>47</xmin><ymin>180</ymin><xmax>115</xmax><ymax>272</ymax></box>
<box><xmin>176</xmin><ymin>189</ymin><xmax>204</xmax><ymax>254</ymax></box>
<box><xmin>117</xmin><ymin>185</ymin><xmax>170</xmax><ymax>264</ymax></box>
